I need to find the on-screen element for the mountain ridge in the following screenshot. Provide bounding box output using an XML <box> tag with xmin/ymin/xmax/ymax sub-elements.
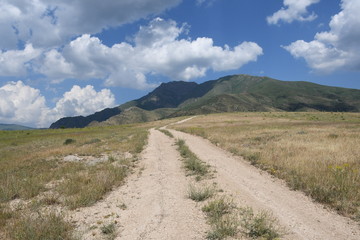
<box><xmin>0</xmin><ymin>123</ymin><xmax>34</xmax><ymax>131</ymax></box>
<box><xmin>50</xmin><ymin>74</ymin><xmax>360</xmax><ymax>128</ymax></box>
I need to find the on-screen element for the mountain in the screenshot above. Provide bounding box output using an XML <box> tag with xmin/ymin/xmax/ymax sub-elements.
<box><xmin>171</xmin><ymin>75</ymin><xmax>360</xmax><ymax>115</ymax></box>
<box><xmin>89</xmin><ymin>107</ymin><xmax>176</xmax><ymax>127</ymax></box>
<box><xmin>0</xmin><ymin>124</ymin><xmax>34</xmax><ymax>131</ymax></box>
<box><xmin>134</xmin><ymin>80</ymin><xmax>217</xmax><ymax>110</ymax></box>
<box><xmin>50</xmin><ymin>107</ymin><xmax>121</xmax><ymax>129</ymax></box>
<box><xmin>50</xmin><ymin>74</ymin><xmax>360</xmax><ymax>128</ymax></box>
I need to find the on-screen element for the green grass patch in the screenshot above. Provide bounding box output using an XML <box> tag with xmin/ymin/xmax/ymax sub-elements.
<box><xmin>202</xmin><ymin>197</ymin><xmax>236</xmax><ymax>223</ymax></box>
<box><xmin>203</xmin><ymin>198</ymin><xmax>283</xmax><ymax>240</ymax></box>
<box><xmin>176</xmin><ymin>139</ymin><xmax>210</xmax><ymax>178</ymax></box>
<box><xmin>188</xmin><ymin>184</ymin><xmax>215</xmax><ymax>202</ymax></box>
<box><xmin>206</xmin><ymin>215</ymin><xmax>239</xmax><ymax>240</ymax></box>
<box><xmin>239</xmin><ymin>207</ymin><xmax>284</xmax><ymax>240</ymax></box>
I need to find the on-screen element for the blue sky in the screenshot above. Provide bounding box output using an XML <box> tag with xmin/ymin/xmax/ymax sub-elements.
<box><xmin>0</xmin><ymin>0</ymin><xmax>359</xmax><ymax>127</ymax></box>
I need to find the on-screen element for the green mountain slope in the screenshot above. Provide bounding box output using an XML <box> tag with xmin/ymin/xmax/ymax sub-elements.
<box><xmin>174</xmin><ymin>75</ymin><xmax>360</xmax><ymax>115</ymax></box>
<box><xmin>50</xmin><ymin>74</ymin><xmax>360</xmax><ymax>128</ymax></box>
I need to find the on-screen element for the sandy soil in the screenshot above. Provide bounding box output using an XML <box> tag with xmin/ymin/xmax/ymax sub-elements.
<box><xmin>169</xmin><ymin>128</ymin><xmax>360</xmax><ymax>240</ymax></box>
<box><xmin>69</xmin><ymin>128</ymin><xmax>208</xmax><ymax>240</ymax></box>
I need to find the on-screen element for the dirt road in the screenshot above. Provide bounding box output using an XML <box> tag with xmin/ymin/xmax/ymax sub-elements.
<box><xmin>70</xmin><ymin>128</ymin><xmax>208</xmax><ymax>240</ymax></box>
<box><xmin>70</xmin><ymin>118</ymin><xmax>360</xmax><ymax>240</ymax></box>
<box><xmin>169</xmin><ymin>128</ymin><xmax>360</xmax><ymax>240</ymax></box>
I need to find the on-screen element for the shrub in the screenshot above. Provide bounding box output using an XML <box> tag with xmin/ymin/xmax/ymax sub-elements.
<box><xmin>63</xmin><ymin>139</ymin><xmax>76</xmax><ymax>145</ymax></box>
<box><xmin>239</xmin><ymin>207</ymin><xmax>283</xmax><ymax>240</ymax></box>
<box><xmin>207</xmin><ymin>215</ymin><xmax>238</xmax><ymax>240</ymax></box>
<box><xmin>202</xmin><ymin>197</ymin><xmax>236</xmax><ymax>223</ymax></box>
<box><xmin>188</xmin><ymin>184</ymin><xmax>215</xmax><ymax>202</ymax></box>
<box><xmin>101</xmin><ymin>223</ymin><xmax>116</xmax><ymax>235</ymax></box>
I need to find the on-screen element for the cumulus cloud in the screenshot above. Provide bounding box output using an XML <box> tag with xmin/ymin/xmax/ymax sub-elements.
<box><xmin>267</xmin><ymin>0</ymin><xmax>320</xmax><ymax>25</ymax></box>
<box><xmin>50</xmin><ymin>85</ymin><xmax>116</xmax><ymax>118</ymax></box>
<box><xmin>0</xmin><ymin>0</ymin><xmax>181</xmax><ymax>49</ymax></box>
<box><xmin>0</xmin><ymin>82</ymin><xmax>115</xmax><ymax>128</ymax></box>
<box><xmin>0</xmin><ymin>81</ymin><xmax>48</xmax><ymax>127</ymax></box>
<box><xmin>284</xmin><ymin>0</ymin><xmax>360</xmax><ymax>73</ymax></box>
<box><xmin>38</xmin><ymin>18</ymin><xmax>263</xmax><ymax>88</ymax></box>
<box><xmin>0</xmin><ymin>44</ymin><xmax>41</xmax><ymax>76</ymax></box>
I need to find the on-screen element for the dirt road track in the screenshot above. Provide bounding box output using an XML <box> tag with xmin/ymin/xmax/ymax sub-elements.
<box><xmin>169</xmin><ymin>128</ymin><xmax>360</xmax><ymax>240</ymax></box>
<box><xmin>70</xmin><ymin>128</ymin><xmax>207</xmax><ymax>240</ymax></box>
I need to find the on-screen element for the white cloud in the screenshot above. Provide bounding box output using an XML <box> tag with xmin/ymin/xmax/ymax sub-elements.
<box><xmin>267</xmin><ymin>0</ymin><xmax>320</xmax><ymax>25</ymax></box>
<box><xmin>0</xmin><ymin>44</ymin><xmax>41</xmax><ymax>76</ymax></box>
<box><xmin>0</xmin><ymin>0</ymin><xmax>181</xmax><ymax>49</ymax></box>
<box><xmin>0</xmin><ymin>81</ymin><xmax>48</xmax><ymax>127</ymax></box>
<box><xmin>196</xmin><ymin>0</ymin><xmax>217</xmax><ymax>7</ymax></box>
<box><xmin>284</xmin><ymin>0</ymin><xmax>360</xmax><ymax>73</ymax></box>
<box><xmin>0</xmin><ymin>82</ymin><xmax>115</xmax><ymax>128</ymax></box>
<box><xmin>51</xmin><ymin>85</ymin><xmax>116</xmax><ymax>118</ymax></box>
<box><xmin>38</xmin><ymin>18</ymin><xmax>263</xmax><ymax>88</ymax></box>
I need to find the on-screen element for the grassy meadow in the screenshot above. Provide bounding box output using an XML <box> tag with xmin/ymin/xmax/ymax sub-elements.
<box><xmin>172</xmin><ymin>112</ymin><xmax>360</xmax><ymax>219</ymax></box>
<box><xmin>0</xmin><ymin>123</ymin><xmax>151</xmax><ymax>239</ymax></box>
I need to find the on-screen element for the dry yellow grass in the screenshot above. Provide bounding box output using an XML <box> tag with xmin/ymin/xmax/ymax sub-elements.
<box><xmin>173</xmin><ymin>112</ymin><xmax>360</xmax><ymax>219</ymax></box>
<box><xmin>0</xmin><ymin>124</ymin><xmax>151</xmax><ymax>239</ymax></box>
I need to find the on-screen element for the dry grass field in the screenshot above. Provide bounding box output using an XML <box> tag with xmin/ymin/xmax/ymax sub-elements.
<box><xmin>172</xmin><ymin>112</ymin><xmax>360</xmax><ymax>220</ymax></box>
<box><xmin>0</xmin><ymin>123</ymin><xmax>151</xmax><ymax>239</ymax></box>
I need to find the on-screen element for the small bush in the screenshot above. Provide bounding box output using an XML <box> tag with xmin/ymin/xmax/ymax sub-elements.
<box><xmin>202</xmin><ymin>197</ymin><xmax>236</xmax><ymax>223</ymax></box>
<box><xmin>101</xmin><ymin>223</ymin><xmax>117</xmax><ymax>240</ymax></box>
<box><xmin>239</xmin><ymin>207</ymin><xmax>283</xmax><ymax>240</ymax></box>
<box><xmin>207</xmin><ymin>215</ymin><xmax>238</xmax><ymax>240</ymax></box>
<box><xmin>101</xmin><ymin>223</ymin><xmax>116</xmax><ymax>235</ymax></box>
<box><xmin>188</xmin><ymin>184</ymin><xmax>215</xmax><ymax>202</ymax></box>
<box><xmin>63</xmin><ymin>139</ymin><xmax>76</xmax><ymax>145</ymax></box>
<box><xmin>203</xmin><ymin>198</ymin><xmax>283</xmax><ymax>239</ymax></box>
<box><xmin>328</xmin><ymin>133</ymin><xmax>339</xmax><ymax>139</ymax></box>
<box><xmin>243</xmin><ymin>152</ymin><xmax>261</xmax><ymax>166</ymax></box>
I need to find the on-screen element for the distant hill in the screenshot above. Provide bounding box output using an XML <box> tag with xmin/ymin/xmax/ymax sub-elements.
<box><xmin>50</xmin><ymin>74</ymin><xmax>360</xmax><ymax>128</ymax></box>
<box><xmin>89</xmin><ymin>107</ymin><xmax>176</xmax><ymax>127</ymax></box>
<box><xmin>50</xmin><ymin>107</ymin><xmax>121</xmax><ymax>129</ymax></box>
<box><xmin>0</xmin><ymin>124</ymin><xmax>34</xmax><ymax>131</ymax></box>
